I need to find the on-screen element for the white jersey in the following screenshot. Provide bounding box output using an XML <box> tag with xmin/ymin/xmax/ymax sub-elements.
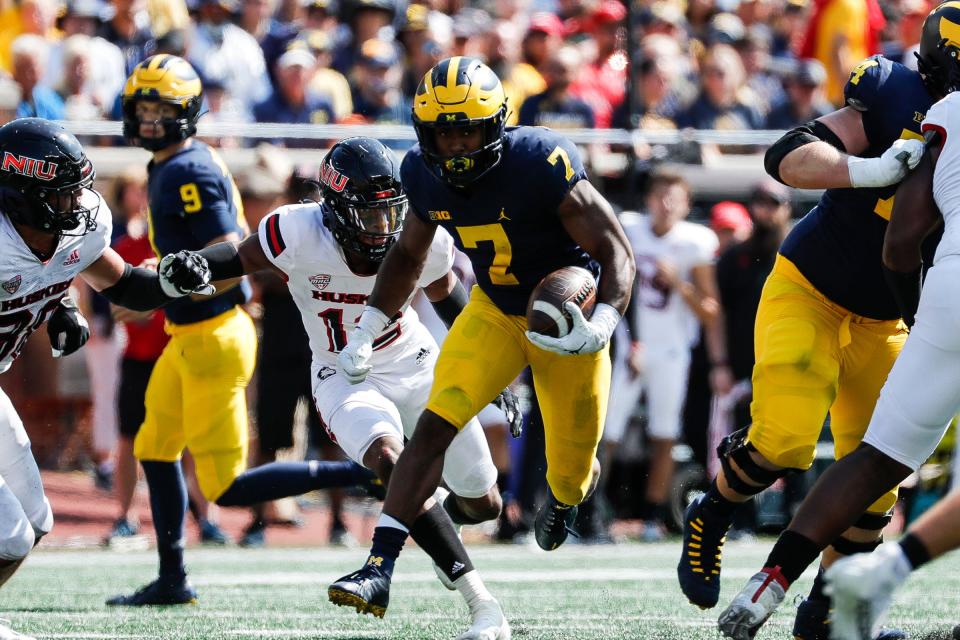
<box><xmin>258</xmin><ymin>202</ymin><xmax>455</xmax><ymax>370</ymax></box>
<box><xmin>923</xmin><ymin>91</ymin><xmax>960</xmax><ymax>263</ymax></box>
<box><xmin>621</xmin><ymin>212</ymin><xmax>718</xmax><ymax>351</ymax></box>
<box><xmin>0</xmin><ymin>191</ymin><xmax>112</xmax><ymax>374</ymax></box>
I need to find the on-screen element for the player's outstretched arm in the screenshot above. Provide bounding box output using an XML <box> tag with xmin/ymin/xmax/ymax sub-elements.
<box><xmin>767</xmin><ymin>108</ymin><xmax>923</xmax><ymax>190</ymax></box>
<box><xmin>557</xmin><ymin>180</ymin><xmax>635</xmax><ymax>317</ymax></box>
<box><xmin>79</xmin><ymin>246</ymin><xmax>205</xmax><ymax>311</ymax></box>
<box><xmin>192</xmin><ymin>233</ymin><xmax>285</xmax><ymax>281</ymax></box>
<box><xmin>882</xmin><ymin>135</ymin><xmax>943</xmax><ymax>327</ymax></box>
<box><xmin>369</xmin><ymin>212</ymin><xmax>438</xmax><ymax>317</ymax></box>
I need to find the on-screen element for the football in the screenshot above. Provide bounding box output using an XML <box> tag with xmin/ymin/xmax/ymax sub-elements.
<box><xmin>526</xmin><ymin>266</ymin><xmax>597</xmax><ymax>338</ymax></box>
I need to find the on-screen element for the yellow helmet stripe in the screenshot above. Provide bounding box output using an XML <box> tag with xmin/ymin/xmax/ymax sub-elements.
<box><xmin>147</xmin><ymin>54</ymin><xmax>170</xmax><ymax>71</ymax></box>
<box><xmin>446</xmin><ymin>56</ymin><xmax>461</xmax><ymax>89</ymax></box>
<box><xmin>940</xmin><ymin>1</ymin><xmax>960</xmax><ymax>11</ymax></box>
<box><xmin>940</xmin><ymin>15</ymin><xmax>960</xmax><ymax>50</ymax></box>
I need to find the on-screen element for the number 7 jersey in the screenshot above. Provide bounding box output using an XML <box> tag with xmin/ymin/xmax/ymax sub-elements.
<box><xmin>401</xmin><ymin>126</ymin><xmax>599</xmax><ymax>316</ymax></box>
<box><xmin>258</xmin><ymin>202</ymin><xmax>455</xmax><ymax>368</ymax></box>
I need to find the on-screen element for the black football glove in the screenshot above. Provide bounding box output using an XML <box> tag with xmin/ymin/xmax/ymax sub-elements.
<box><xmin>47</xmin><ymin>296</ymin><xmax>89</xmax><ymax>358</ymax></box>
<box><xmin>494</xmin><ymin>388</ymin><xmax>523</xmax><ymax>438</ymax></box>
<box><xmin>158</xmin><ymin>250</ymin><xmax>215</xmax><ymax>298</ymax></box>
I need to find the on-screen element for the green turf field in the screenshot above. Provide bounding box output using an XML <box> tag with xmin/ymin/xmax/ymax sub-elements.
<box><xmin>4</xmin><ymin>540</ymin><xmax>959</xmax><ymax>639</ymax></box>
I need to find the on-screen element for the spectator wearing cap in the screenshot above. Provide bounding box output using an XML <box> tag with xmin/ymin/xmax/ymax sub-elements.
<box><xmin>710</xmin><ymin>201</ymin><xmax>752</xmax><ymax>255</ymax></box>
<box><xmin>1</xmin><ymin>0</ymin><xmax>60</xmax><ymax>74</ymax></box>
<box><xmin>189</xmin><ymin>0</ymin><xmax>272</xmax><ymax>119</ymax></box>
<box><xmin>798</xmin><ymin>0</ymin><xmax>886</xmax><ymax>106</ymax></box>
<box><xmin>677</xmin><ymin>43</ymin><xmax>763</xmax><ymax>132</ymax></box>
<box><xmin>715</xmin><ymin>178</ymin><xmax>792</xmax><ymax>428</ymax></box>
<box><xmin>253</xmin><ymin>47</ymin><xmax>335</xmax><ymax>146</ymax></box>
<box><xmin>11</xmin><ymin>34</ymin><xmax>64</xmax><ymax>119</ymax></box>
<box><xmin>684</xmin><ymin>0</ymin><xmax>719</xmax><ymax>46</ymax></box>
<box><xmin>482</xmin><ymin>19</ymin><xmax>545</xmax><ymax>125</ymax></box>
<box><xmin>643</xmin><ymin>1</ymin><xmax>688</xmax><ymax>43</ymax></box>
<box><xmin>765</xmin><ymin>58</ymin><xmax>831</xmax><ymax>129</ymax></box>
<box><xmin>331</xmin><ymin>0</ymin><xmax>396</xmax><ymax>74</ymax></box>
<box><xmin>298</xmin><ymin>31</ymin><xmax>353</xmax><ymax>119</ymax></box>
<box><xmin>100</xmin><ymin>0</ymin><xmax>156</xmax><ymax>76</ymax></box>
<box><xmin>48</xmin><ymin>0</ymin><xmax>126</xmax><ymax>111</ymax></box>
<box><xmin>570</xmin><ymin>0</ymin><xmax>627</xmax><ymax>128</ymax></box>
<box><xmin>519</xmin><ymin>46</ymin><xmax>595</xmax><ymax>129</ymax></box>
<box><xmin>521</xmin><ymin>12</ymin><xmax>564</xmax><ymax>75</ymax></box>
<box><xmin>347</xmin><ymin>38</ymin><xmax>410</xmax><ymax>128</ymax></box>
<box><xmin>398</xmin><ymin>3</ymin><xmax>443</xmax><ymax>98</ymax></box>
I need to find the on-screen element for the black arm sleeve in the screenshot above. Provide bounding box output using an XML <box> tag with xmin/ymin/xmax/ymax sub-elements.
<box><xmin>764</xmin><ymin>120</ymin><xmax>847</xmax><ymax>185</ymax></box>
<box><xmin>99</xmin><ymin>263</ymin><xmax>174</xmax><ymax>311</ymax></box>
<box><xmin>197</xmin><ymin>242</ymin><xmax>245</xmax><ymax>280</ymax></box>
<box><xmin>882</xmin><ymin>264</ymin><xmax>922</xmax><ymax>328</ymax></box>
<box><xmin>430</xmin><ymin>279</ymin><xmax>469</xmax><ymax>328</ymax></box>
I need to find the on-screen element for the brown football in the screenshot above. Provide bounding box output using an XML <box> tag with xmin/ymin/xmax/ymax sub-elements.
<box><xmin>526</xmin><ymin>266</ymin><xmax>597</xmax><ymax>338</ymax></box>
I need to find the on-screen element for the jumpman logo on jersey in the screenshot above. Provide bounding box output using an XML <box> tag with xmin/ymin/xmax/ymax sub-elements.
<box><xmin>497</xmin><ymin>208</ymin><xmax>510</xmax><ymax>222</ymax></box>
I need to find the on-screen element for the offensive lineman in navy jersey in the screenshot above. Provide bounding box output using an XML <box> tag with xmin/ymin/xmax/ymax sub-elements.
<box><xmin>675</xmin><ymin>5</ymin><xmax>957</xmax><ymax>640</ymax></box>
<box><xmin>327</xmin><ymin>56</ymin><xmax>635</xmax><ymax>620</ymax></box>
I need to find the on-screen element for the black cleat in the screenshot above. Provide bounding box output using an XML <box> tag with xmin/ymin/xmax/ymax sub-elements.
<box><xmin>677</xmin><ymin>494</ymin><xmax>731</xmax><ymax>609</ymax></box>
<box><xmin>328</xmin><ymin>563</ymin><xmax>391</xmax><ymax>618</ymax></box>
<box><xmin>792</xmin><ymin>597</ymin><xmax>907</xmax><ymax>640</ymax></box>
<box><xmin>106</xmin><ymin>576</ymin><xmax>198</xmax><ymax>606</ymax></box>
<box><xmin>534</xmin><ymin>493</ymin><xmax>578</xmax><ymax>551</ymax></box>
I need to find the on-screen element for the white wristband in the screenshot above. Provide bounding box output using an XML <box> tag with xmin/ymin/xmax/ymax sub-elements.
<box><xmin>590</xmin><ymin>303</ymin><xmax>621</xmax><ymax>340</ymax></box>
<box><xmin>356</xmin><ymin>306</ymin><xmax>391</xmax><ymax>336</ymax></box>
<box><xmin>846</xmin><ymin>155</ymin><xmax>873</xmax><ymax>188</ymax></box>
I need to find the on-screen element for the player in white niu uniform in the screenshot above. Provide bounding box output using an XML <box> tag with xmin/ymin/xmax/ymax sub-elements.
<box><xmin>0</xmin><ymin>120</ymin><xmax>214</xmax><ymax>640</ymax></box>
<box><xmin>159</xmin><ymin>137</ymin><xmax>511</xmax><ymax>640</ymax></box>
<box><xmin>606</xmin><ymin>171</ymin><xmax>729</xmax><ymax>539</ymax></box>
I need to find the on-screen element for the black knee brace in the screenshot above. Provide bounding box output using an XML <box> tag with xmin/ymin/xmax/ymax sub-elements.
<box><xmin>717</xmin><ymin>427</ymin><xmax>790</xmax><ymax>496</ymax></box>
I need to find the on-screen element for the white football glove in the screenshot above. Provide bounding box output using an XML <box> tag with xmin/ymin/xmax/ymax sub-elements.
<box><xmin>525</xmin><ymin>302</ymin><xmax>620</xmax><ymax>356</ymax></box>
<box><xmin>337</xmin><ymin>306</ymin><xmax>390</xmax><ymax>384</ymax></box>
<box><xmin>158</xmin><ymin>251</ymin><xmax>216</xmax><ymax>298</ymax></box>
<box><xmin>847</xmin><ymin>138</ymin><xmax>925</xmax><ymax>188</ymax></box>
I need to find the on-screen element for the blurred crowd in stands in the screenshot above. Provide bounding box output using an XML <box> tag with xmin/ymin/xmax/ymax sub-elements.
<box><xmin>0</xmin><ymin>0</ymin><xmax>936</xmax><ymax>142</ymax></box>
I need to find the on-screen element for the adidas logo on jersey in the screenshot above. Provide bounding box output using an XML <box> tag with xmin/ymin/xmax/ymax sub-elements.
<box><xmin>415</xmin><ymin>347</ymin><xmax>430</xmax><ymax>365</ymax></box>
<box><xmin>62</xmin><ymin>249</ymin><xmax>80</xmax><ymax>266</ymax></box>
<box><xmin>1</xmin><ymin>275</ymin><xmax>21</xmax><ymax>294</ymax></box>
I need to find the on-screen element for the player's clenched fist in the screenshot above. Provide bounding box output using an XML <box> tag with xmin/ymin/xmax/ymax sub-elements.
<box><xmin>47</xmin><ymin>297</ymin><xmax>90</xmax><ymax>358</ymax></box>
<box><xmin>337</xmin><ymin>307</ymin><xmax>390</xmax><ymax>384</ymax></box>
<box><xmin>158</xmin><ymin>250</ymin><xmax>216</xmax><ymax>297</ymax></box>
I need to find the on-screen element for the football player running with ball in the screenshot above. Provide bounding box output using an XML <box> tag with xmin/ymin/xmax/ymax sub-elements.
<box><xmin>158</xmin><ymin>136</ymin><xmax>516</xmax><ymax>640</ymax></box>
<box><xmin>323</xmin><ymin>56</ymin><xmax>635</xmax><ymax>625</ymax></box>
<box><xmin>0</xmin><ymin>118</ymin><xmax>217</xmax><ymax>639</ymax></box>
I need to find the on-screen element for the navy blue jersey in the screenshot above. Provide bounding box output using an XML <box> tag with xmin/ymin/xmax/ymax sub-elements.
<box><xmin>402</xmin><ymin>126</ymin><xmax>599</xmax><ymax>316</ymax></box>
<box><xmin>148</xmin><ymin>140</ymin><xmax>250</xmax><ymax>324</ymax></box>
<box><xmin>779</xmin><ymin>56</ymin><xmax>936</xmax><ymax>320</ymax></box>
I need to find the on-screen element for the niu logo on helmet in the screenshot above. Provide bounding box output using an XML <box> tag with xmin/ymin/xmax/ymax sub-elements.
<box><xmin>1</xmin><ymin>152</ymin><xmax>57</xmax><ymax>181</ymax></box>
<box><xmin>320</xmin><ymin>163</ymin><xmax>348</xmax><ymax>192</ymax></box>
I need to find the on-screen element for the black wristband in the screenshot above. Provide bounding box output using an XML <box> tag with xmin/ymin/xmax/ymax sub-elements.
<box><xmin>198</xmin><ymin>242</ymin><xmax>244</xmax><ymax>281</ymax></box>
<box><xmin>431</xmin><ymin>279</ymin><xmax>469</xmax><ymax>328</ymax></box>
<box><xmin>100</xmin><ymin>263</ymin><xmax>173</xmax><ymax>311</ymax></box>
<box><xmin>882</xmin><ymin>264</ymin><xmax>922</xmax><ymax>328</ymax></box>
<box><xmin>899</xmin><ymin>532</ymin><xmax>931</xmax><ymax>570</ymax></box>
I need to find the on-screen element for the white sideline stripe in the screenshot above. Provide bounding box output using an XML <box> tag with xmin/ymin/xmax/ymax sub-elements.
<box><xmin>39</xmin><ymin>635</ymin><xmax>161</xmax><ymax>639</ymax></box>
<box><xmin>192</xmin><ymin>567</ymin><xmax>762</xmax><ymax>586</ymax></box>
<box><xmin>531</xmin><ymin>301</ymin><xmax>569</xmax><ymax>337</ymax></box>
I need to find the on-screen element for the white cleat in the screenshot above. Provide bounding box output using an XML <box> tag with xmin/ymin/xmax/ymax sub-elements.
<box><xmin>824</xmin><ymin>542</ymin><xmax>912</xmax><ymax>640</ymax></box>
<box><xmin>0</xmin><ymin>620</ymin><xmax>35</xmax><ymax>640</ymax></box>
<box><xmin>455</xmin><ymin>598</ymin><xmax>511</xmax><ymax>640</ymax></box>
<box><xmin>718</xmin><ymin>568</ymin><xmax>788</xmax><ymax>640</ymax></box>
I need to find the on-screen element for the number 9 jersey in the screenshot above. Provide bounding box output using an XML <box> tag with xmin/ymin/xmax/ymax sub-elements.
<box><xmin>400</xmin><ymin>126</ymin><xmax>599</xmax><ymax>317</ymax></box>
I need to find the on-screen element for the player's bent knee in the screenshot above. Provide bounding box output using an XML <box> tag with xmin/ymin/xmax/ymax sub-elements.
<box><xmin>0</xmin><ymin>524</ymin><xmax>34</xmax><ymax>561</ymax></box>
<box><xmin>29</xmin><ymin>499</ymin><xmax>53</xmax><ymax>540</ymax></box>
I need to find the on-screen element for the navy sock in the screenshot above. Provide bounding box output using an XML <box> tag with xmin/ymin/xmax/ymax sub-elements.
<box><xmin>367</xmin><ymin>525</ymin><xmax>408</xmax><ymax>578</ymax></box>
<box><xmin>807</xmin><ymin>567</ymin><xmax>828</xmax><ymax>603</ymax></box>
<box><xmin>765</xmin><ymin>529</ymin><xmax>822</xmax><ymax>586</ymax></box>
<box><xmin>142</xmin><ymin>460</ymin><xmax>187</xmax><ymax>581</ymax></box>
<box><xmin>216</xmin><ymin>460</ymin><xmax>371</xmax><ymax>506</ymax></box>
<box><xmin>702</xmin><ymin>479</ymin><xmax>738</xmax><ymax>518</ymax></box>
<box><xmin>412</xmin><ymin>502</ymin><xmax>475</xmax><ymax>582</ymax></box>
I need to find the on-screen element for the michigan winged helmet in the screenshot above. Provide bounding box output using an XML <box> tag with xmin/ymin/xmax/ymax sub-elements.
<box><xmin>121</xmin><ymin>54</ymin><xmax>203</xmax><ymax>151</ymax></box>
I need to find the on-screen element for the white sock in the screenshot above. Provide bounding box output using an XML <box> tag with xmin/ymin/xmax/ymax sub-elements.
<box><xmin>453</xmin><ymin>570</ymin><xmax>493</xmax><ymax>608</ymax></box>
<box><xmin>377</xmin><ymin>513</ymin><xmax>409</xmax><ymax>534</ymax></box>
